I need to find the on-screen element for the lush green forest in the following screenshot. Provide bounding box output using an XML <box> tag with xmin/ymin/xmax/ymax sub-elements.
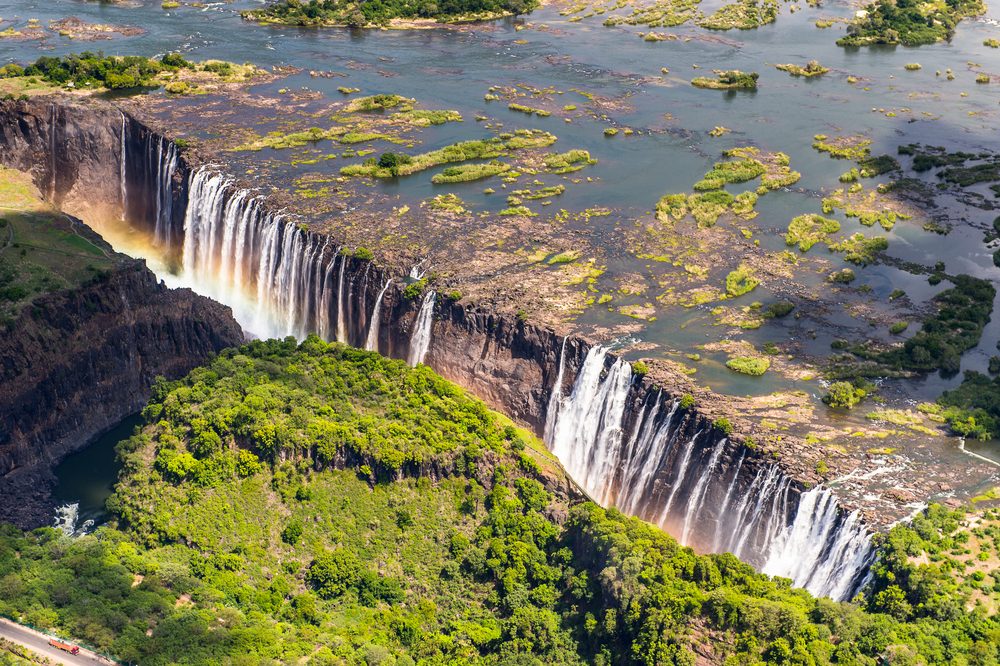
<box><xmin>242</xmin><ymin>0</ymin><xmax>539</xmax><ymax>28</ymax></box>
<box><xmin>0</xmin><ymin>338</ymin><xmax>997</xmax><ymax>664</ymax></box>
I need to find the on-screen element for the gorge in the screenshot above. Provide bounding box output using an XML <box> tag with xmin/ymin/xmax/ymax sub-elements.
<box><xmin>0</xmin><ymin>96</ymin><xmax>877</xmax><ymax>601</ymax></box>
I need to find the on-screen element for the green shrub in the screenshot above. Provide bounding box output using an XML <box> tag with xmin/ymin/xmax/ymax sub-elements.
<box><xmin>823</xmin><ymin>381</ymin><xmax>866</xmax><ymax>409</ymax></box>
<box><xmin>713</xmin><ymin>418</ymin><xmax>734</xmax><ymax>434</ymax></box>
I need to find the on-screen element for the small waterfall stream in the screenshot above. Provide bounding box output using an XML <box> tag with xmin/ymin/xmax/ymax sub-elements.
<box><xmin>365</xmin><ymin>279</ymin><xmax>391</xmax><ymax>352</ymax></box>
<box><xmin>119</xmin><ymin>112</ymin><xmax>127</xmax><ymax>221</ymax></box>
<box><xmin>407</xmin><ymin>290</ymin><xmax>436</xmax><ymax>366</ymax></box>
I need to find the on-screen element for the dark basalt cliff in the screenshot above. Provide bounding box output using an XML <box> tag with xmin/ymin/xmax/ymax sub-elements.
<box><xmin>0</xmin><ymin>241</ymin><xmax>244</xmax><ymax>529</ymax></box>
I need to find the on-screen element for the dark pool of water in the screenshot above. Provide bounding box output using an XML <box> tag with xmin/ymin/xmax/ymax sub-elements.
<box><xmin>52</xmin><ymin>414</ymin><xmax>142</xmax><ymax>527</ymax></box>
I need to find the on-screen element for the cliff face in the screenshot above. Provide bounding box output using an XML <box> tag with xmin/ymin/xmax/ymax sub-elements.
<box><xmin>0</xmin><ymin>256</ymin><xmax>244</xmax><ymax>529</ymax></box>
<box><xmin>0</xmin><ymin>97</ymin><xmax>127</xmax><ymax>224</ymax></box>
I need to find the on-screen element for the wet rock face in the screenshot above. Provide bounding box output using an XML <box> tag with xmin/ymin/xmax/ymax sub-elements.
<box><xmin>0</xmin><ymin>98</ymin><xmax>125</xmax><ymax>222</ymax></box>
<box><xmin>0</xmin><ymin>258</ymin><xmax>245</xmax><ymax>529</ymax></box>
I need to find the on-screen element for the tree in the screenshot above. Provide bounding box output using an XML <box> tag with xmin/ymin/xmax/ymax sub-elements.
<box><xmin>823</xmin><ymin>381</ymin><xmax>865</xmax><ymax>409</ymax></box>
<box><xmin>306</xmin><ymin>549</ymin><xmax>362</xmax><ymax>598</ymax></box>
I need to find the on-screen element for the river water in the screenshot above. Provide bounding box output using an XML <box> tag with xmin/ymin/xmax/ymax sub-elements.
<box><xmin>51</xmin><ymin>414</ymin><xmax>139</xmax><ymax>533</ymax></box>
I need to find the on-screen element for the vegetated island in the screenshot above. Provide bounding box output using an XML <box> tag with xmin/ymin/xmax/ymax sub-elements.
<box><xmin>691</xmin><ymin>70</ymin><xmax>759</xmax><ymax>90</ymax></box>
<box><xmin>241</xmin><ymin>0</ymin><xmax>539</xmax><ymax>29</ymax></box>
<box><xmin>0</xmin><ymin>51</ymin><xmax>264</xmax><ymax>96</ymax></box>
<box><xmin>1</xmin><ymin>336</ymin><xmax>997</xmax><ymax>664</ymax></box>
<box><xmin>775</xmin><ymin>60</ymin><xmax>829</xmax><ymax>77</ymax></box>
<box><xmin>838</xmin><ymin>0</ymin><xmax>985</xmax><ymax>47</ymax></box>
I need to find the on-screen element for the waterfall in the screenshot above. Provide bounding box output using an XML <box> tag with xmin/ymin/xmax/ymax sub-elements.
<box><xmin>762</xmin><ymin>487</ymin><xmax>875</xmax><ymax>599</ymax></box>
<box><xmin>658</xmin><ymin>429</ymin><xmax>702</xmax><ymax>523</ymax></box>
<box><xmin>178</xmin><ymin>167</ymin><xmax>349</xmax><ymax>341</ymax></box>
<box><xmin>547</xmin><ymin>346</ymin><xmax>633</xmax><ymax>505</ymax></box>
<box><xmin>543</xmin><ymin>338</ymin><xmax>567</xmax><ymax>442</ymax></box>
<box><xmin>336</xmin><ymin>253</ymin><xmax>348</xmax><ymax>343</ymax></box>
<box><xmin>407</xmin><ymin>290</ymin><xmax>436</xmax><ymax>366</ymax></box>
<box><xmin>679</xmin><ymin>436</ymin><xmax>727</xmax><ymax>545</ymax></box>
<box><xmin>49</xmin><ymin>104</ymin><xmax>56</xmax><ymax>202</ymax></box>
<box><xmin>120</xmin><ymin>112</ymin><xmax>127</xmax><ymax>221</ymax></box>
<box><xmin>365</xmin><ymin>279</ymin><xmax>391</xmax><ymax>352</ymax></box>
<box><xmin>711</xmin><ymin>449</ymin><xmax>745</xmax><ymax>552</ymax></box>
<box><xmin>543</xmin><ymin>345</ymin><xmax>874</xmax><ymax>600</ymax></box>
<box><xmin>153</xmin><ymin>136</ymin><xmax>178</xmax><ymax>248</ymax></box>
<box><xmin>160</xmin><ymin>163</ymin><xmax>879</xmax><ymax>602</ymax></box>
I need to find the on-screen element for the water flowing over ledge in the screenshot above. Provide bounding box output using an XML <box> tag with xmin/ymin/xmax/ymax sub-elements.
<box><xmin>0</xmin><ymin>99</ymin><xmax>875</xmax><ymax>600</ymax></box>
<box><xmin>545</xmin><ymin>345</ymin><xmax>875</xmax><ymax>600</ymax></box>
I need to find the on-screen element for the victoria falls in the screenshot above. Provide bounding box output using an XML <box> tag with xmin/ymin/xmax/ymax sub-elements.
<box><xmin>0</xmin><ymin>0</ymin><xmax>999</xmax><ymax>663</ymax></box>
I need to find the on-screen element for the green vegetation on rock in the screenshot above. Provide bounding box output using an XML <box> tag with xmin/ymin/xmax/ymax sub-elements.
<box><xmin>775</xmin><ymin>60</ymin><xmax>829</xmax><ymax>77</ymax></box>
<box><xmin>698</xmin><ymin>0</ymin><xmax>778</xmax><ymax>30</ymax></box>
<box><xmin>823</xmin><ymin>381</ymin><xmax>867</xmax><ymax>408</ymax></box>
<box><xmin>341</xmin><ymin>130</ymin><xmax>556</xmax><ymax>179</ymax></box>
<box><xmin>879</xmin><ymin>275</ymin><xmax>995</xmax><ymax>375</ymax></box>
<box><xmin>726</xmin><ymin>355</ymin><xmax>770</xmax><ymax>375</ymax></box>
<box><xmin>691</xmin><ymin>70</ymin><xmax>759</xmax><ymax>90</ymax></box>
<box><xmin>785</xmin><ymin>214</ymin><xmax>840</xmax><ymax>251</ymax></box>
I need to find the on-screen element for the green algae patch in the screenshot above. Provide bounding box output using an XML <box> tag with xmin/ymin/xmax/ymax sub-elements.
<box><xmin>725</xmin><ymin>263</ymin><xmax>759</xmax><ymax>297</ymax></box>
<box><xmin>785</xmin><ymin>214</ymin><xmax>840</xmax><ymax>251</ymax></box>
<box><xmin>693</xmin><ymin>158</ymin><xmax>766</xmax><ymax>191</ymax></box>
<box><xmin>813</xmin><ymin>134</ymin><xmax>872</xmax><ymax>160</ymax></box>
<box><xmin>600</xmin><ymin>0</ymin><xmax>701</xmax><ymax>29</ymax></box>
<box><xmin>424</xmin><ymin>193</ymin><xmax>468</xmax><ymax>213</ymax></box>
<box><xmin>827</xmin><ymin>233</ymin><xmax>888</xmax><ymax>266</ymax></box>
<box><xmin>544</xmin><ymin>150</ymin><xmax>596</xmax><ymax>174</ymax></box>
<box><xmin>508</xmin><ymin>103</ymin><xmax>551</xmax><ymax>117</ymax></box>
<box><xmin>656</xmin><ymin>147</ymin><xmax>800</xmax><ymax>228</ymax></box>
<box><xmin>691</xmin><ymin>70</ymin><xmax>759</xmax><ymax>90</ymax></box>
<box><xmin>344</xmin><ymin>93</ymin><xmax>414</xmax><ymax>112</ymax></box>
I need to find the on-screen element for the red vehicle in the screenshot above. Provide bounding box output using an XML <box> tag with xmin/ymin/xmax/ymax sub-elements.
<box><xmin>48</xmin><ymin>637</ymin><xmax>80</xmax><ymax>655</ymax></box>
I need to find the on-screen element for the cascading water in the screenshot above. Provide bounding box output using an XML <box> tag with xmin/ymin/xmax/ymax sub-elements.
<box><xmin>153</xmin><ymin>136</ymin><xmax>178</xmax><ymax>249</ymax></box>
<box><xmin>407</xmin><ymin>290</ymin><xmax>436</xmax><ymax>366</ymax></box>
<box><xmin>547</xmin><ymin>346</ymin><xmax>632</xmax><ymax>506</ymax></box>
<box><xmin>543</xmin><ymin>338</ymin><xmax>567</xmax><ymax>443</ymax></box>
<box><xmin>365</xmin><ymin>279</ymin><xmax>391</xmax><ymax>352</ymax></box>
<box><xmin>763</xmin><ymin>487</ymin><xmax>875</xmax><ymax>599</ymax></box>
<box><xmin>177</xmin><ymin>167</ymin><xmax>356</xmax><ymax>341</ymax></box>
<box><xmin>120</xmin><ymin>112</ymin><xmax>127</xmax><ymax>221</ymax></box>
<box><xmin>545</xmin><ymin>345</ymin><xmax>874</xmax><ymax>600</ymax></box>
<box><xmin>53</xmin><ymin>503</ymin><xmax>93</xmax><ymax>537</ymax></box>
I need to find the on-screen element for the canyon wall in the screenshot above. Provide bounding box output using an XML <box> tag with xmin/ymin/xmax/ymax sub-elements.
<box><xmin>0</xmin><ymin>97</ymin><xmax>873</xmax><ymax>599</ymax></box>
